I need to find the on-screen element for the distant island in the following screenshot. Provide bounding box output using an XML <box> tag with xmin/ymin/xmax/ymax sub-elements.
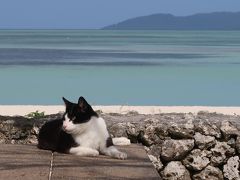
<box><xmin>103</xmin><ymin>12</ymin><xmax>240</xmax><ymax>30</ymax></box>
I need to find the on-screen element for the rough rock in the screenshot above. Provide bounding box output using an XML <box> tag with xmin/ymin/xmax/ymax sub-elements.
<box><xmin>0</xmin><ymin>118</ymin><xmax>33</xmax><ymax>143</ymax></box>
<box><xmin>194</xmin><ymin>132</ymin><xmax>216</xmax><ymax>150</ymax></box>
<box><xmin>220</xmin><ymin>121</ymin><xmax>239</xmax><ymax>140</ymax></box>
<box><xmin>193</xmin><ymin>165</ymin><xmax>224</xmax><ymax>180</ymax></box>
<box><xmin>194</xmin><ymin>120</ymin><xmax>221</xmax><ymax>138</ymax></box>
<box><xmin>227</xmin><ymin>138</ymin><xmax>236</xmax><ymax>148</ymax></box>
<box><xmin>125</xmin><ymin>122</ymin><xmax>142</xmax><ymax>143</ymax></box>
<box><xmin>146</xmin><ymin>144</ymin><xmax>162</xmax><ymax>157</ymax></box>
<box><xmin>133</xmin><ymin>118</ymin><xmax>163</xmax><ymax>146</ymax></box>
<box><xmin>168</xmin><ymin>119</ymin><xmax>195</xmax><ymax>139</ymax></box>
<box><xmin>109</xmin><ymin>122</ymin><xmax>128</xmax><ymax>138</ymax></box>
<box><xmin>141</xmin><ymin>126</ymin><xmax>161</xmax><ymax>146</ymax></box>
<box><xmin>223</xmin><ymin>156</ymin><xmax>240</xmax><ymax>180</ymax></box>
<box><xmin>161</xmin><ymin>161</ymin><xmax>191</xmax><ymax>180</ymax></box>
<box><xmin>236</xmin><ymin>136</ymin><xmax>240</xmax><ymax>154</ymax></box>
<box><xmin>154</xmin><ymin>125</ymin><xmax>169</xmax><ymax>139</ymax></box>
<box><xmin>183</xmin><ymin>149</ymin><xmax>211</xmax><ymax>171</ymax></box>
<box><xmin>210</xmin><ymin>141</ymin><xmax>235</xmax><ymax>166</ymax></box>
<box><xmin>27</xmin><ymin>136</ymin><xmax>38</xmax><ymax>144</ymax></box>
<box><xmin>161</xmin><ymin>139</ymin><xmax>194</xmax><ymax>161</ymax></box>
<box><xmin>135</xmin><ymin>131</ymin><xmax>146</xmax><ymax>146</ymax></box>
<box><xmin>0</xmin><ymin>132</ymin><xmax>6</xmax><ymax>143</ymax></box>
<box><xmin>31</xmin><ymin>126</ymin><xmax>40</xmax><ymax>135</ymax></box>
<box><xmin>0</xmin><ymin>114</ymin><xmax>60</xmax><ymax>144</ymax></box>
<box><xmin>145</xmin><ymin>145</ymin><xmax>163</xmax><ymax>171</ymax></box>
<box><xmin>147</xmin><ymin>154</ymin><xmax>163</xmax><ymax>172</ymax></box>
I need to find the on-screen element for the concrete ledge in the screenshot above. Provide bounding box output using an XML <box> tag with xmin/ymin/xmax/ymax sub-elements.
<box><xmin>0</xmin><ymin>144</ymin><xmax>51</xmax><ymax>180</ymax></box>
<box><xmin>0</xmin><ymin>144</ymin><xmax>160</xmax><ymax>180</ymax></box>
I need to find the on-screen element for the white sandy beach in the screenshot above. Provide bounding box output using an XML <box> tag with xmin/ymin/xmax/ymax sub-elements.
<box><xmin>0</xmin><ymin>105</ymin><xmax>239</xmax><ymax>116</ymax></box>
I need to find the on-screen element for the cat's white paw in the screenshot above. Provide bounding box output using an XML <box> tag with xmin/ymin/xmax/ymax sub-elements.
<box><xmin>91</xmin><ymin>150</ymin><xmax>100</xmax><ymax>157</ymax></box>
<box><xmin>76</xmin><ymin>150</ymin><xmax>99</xmax><ymax>157</ymax></box>
<box><xmin>70</xmin><ymin>147</ymin><xmax>100</xmax><ymax>157</ymax></box>
<box><xmin>116</xmin><ymin>152</ymin><xmax>127</xmax><ymax>160</ymax></box>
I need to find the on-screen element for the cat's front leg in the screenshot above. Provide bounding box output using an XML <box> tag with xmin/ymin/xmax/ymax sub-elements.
<box><xmin>101</xmin><ymin>146</ymin><xmax>127</xmax><ymax>160</ymax></box>
<box><xmin>69</xmin><ymin>146</ymin><xmax>99</xmax><ymax>157</ymax></box>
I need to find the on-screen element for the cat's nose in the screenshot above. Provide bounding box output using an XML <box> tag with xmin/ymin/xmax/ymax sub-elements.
<box><xmin>63</xmin><ymin>125</ymin><xmax>67</xmax><ymax>129</ymax></box>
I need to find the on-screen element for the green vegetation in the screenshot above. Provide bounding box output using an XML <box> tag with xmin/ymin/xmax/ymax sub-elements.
<box><xmin>26</xmin><ymin>110</ymin><xmax>45</xmax><ymax>119</ymax></box>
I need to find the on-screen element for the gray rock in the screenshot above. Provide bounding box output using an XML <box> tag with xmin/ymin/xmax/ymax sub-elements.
<box><xmin>161</xmin><ymin>139</ymin><xmax>194</xmax><ymax>161</ymax></box>
<box><xmin>31</xmin><ymin>126</ymin><xmax>39</xmax><ymax>135</ymax></box>
<box><xmin>168</xmin><ymin>119</ymin><xmax>194</xmax><ymax>139</ymax></box>
<box><xmin>135</xmin><ymin>131</ymin><xmax>147</xmax><ymax>146</ymax></box>
<box><xmin>193</xmin><ymin>165</ymin><xmax>224</xmax><ymax>180</ymax></box>
<box><xmin>143</xmin><ymin>117</ymin><xmax>160</xmax><ymax>125</ymax></box>
<box><xmin>12</xmin><ymin>131</ymin><xmax>28</xmax><ymax>140</ymax></box>
<box><xmin>146</xmin><ymin>144</ymin><xmax>162</xmax><ymax>157</ymax></box>
<box><xmin>142</xmin><ymin>126</ymin><xmax>159</xmax><ymax>146</ymax></box>
<box><xmin>194</xmin><ymin>132</ymin><xmax>216</xmax><ymax>150</ymax></box>
<box><xmin>0</xmin><ymin>114</ymin><xmax>57</xmax><ymax>144</ymax></box>
<box><xmin>2</xmin><ymin>119</ymin><xmax>15</xmax><ymax>124</ymax></box>
<box><xmin>27</xmin><ymin>136</ymin><xmax>38</xmax><ymax>144</ymax></box>
<box><xmin>211</xmin><ymin>141</ymin><xmax>235</xmax><ymax>166</ymax></box>
<box><xmin>0</xmin><ymin>132</ymin><xmax>6</xmax><ymax>144</ymax></box>
<box><xmin>183</xmin><ymin>149</ymin><xmax>211</xmax><ymax>171</ymax></box>
<box><xmin>220</xmin><ymin>121</ymin><xmax>239</xmax><ymax>140</ymax></box>
<box><xmin>147</xmin><ymin>154</ymin><xmax>163</xmax><ymax>171</ymax></box>
<box><xmin>236</xmin><ymin>136</ymin><xmax>240</xmax><ymax>154</ymax></box>
<box><xmin>227</xmin><ymin>138</ymin><xmax>236</xmax><ymax>148</ymax></box>
<box><xmin>195</xmin><ymin>120</ymin><xmax>221</xmax><ymax>138</ymax></box>
<box><xmin>161</xmin><ymin>161</ymin><xmax>191</xmax><ymax>180</ymax></box>
<box><xmin>155</xmin><ymin>125</ymin><xmax>169</xmax><ymax>139</ymax></box>
<box><xmin>138</xmin><ymin>118</ymin><xmax>163</xmax><ymax>146</ymax></box>
<box><xmin>223</xmin><ymin>156</ymin><xmax>240</xmax><ymax>180</ymax></box>
<box><xmin>126</xmin><ymin>122</ymin><xmax>141</xmax><ymax>143</ymax></box>
<box><xmin>109</xmin><ymin>122</ymin><xmax>128</xmax><ymax>137</ymax></box>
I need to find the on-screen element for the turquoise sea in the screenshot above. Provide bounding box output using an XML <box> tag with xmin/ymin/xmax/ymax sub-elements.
<box><xmin>0</xmin><ymin>30</ymin><xmax>240</xmax><ymax>105</ymax></box>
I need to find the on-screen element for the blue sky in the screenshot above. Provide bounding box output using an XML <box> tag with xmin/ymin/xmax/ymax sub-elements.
<box><xmin>0</xmin><ymin>0</ymin><xmax>240</xmax><ymax>29</ymax></box>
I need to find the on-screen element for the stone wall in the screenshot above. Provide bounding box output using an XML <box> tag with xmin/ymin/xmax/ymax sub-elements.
<box><xmin>0</xmin><ymin>111</ymin><xmax>240</xmax><ymax>179</ymax></box>
<box><xmin>106</xmin><ymin>112</ymin><xmax>240</xmax><ymax>180</ymax></box>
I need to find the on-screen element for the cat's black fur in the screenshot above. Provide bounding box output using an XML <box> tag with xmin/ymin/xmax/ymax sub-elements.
<box><xmin>37</xmin><ymin>118</ymin><xmax>77</xmax><ymax>153</ymax></box>
<box><xmin>37</xmin><ymin>96</ymin><xmax>99</xmax><ymax>153</ymax></box>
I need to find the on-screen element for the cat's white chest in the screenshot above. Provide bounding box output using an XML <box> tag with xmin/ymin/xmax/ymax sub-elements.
<box><xmin>73</xmin><ymin>117</ymin><xmax>108</xmax><ymax>150</ymax></box>
<box><xmin>74</xmin><ymin>130</ymin><xmax>100</xmax><ymax>149</ymax></box>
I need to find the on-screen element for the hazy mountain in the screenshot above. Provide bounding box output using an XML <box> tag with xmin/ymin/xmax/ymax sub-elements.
<box><xmin>103</xmin><ymin>12</ymin><xmax>240</xmax><ymax>30</ymax></box>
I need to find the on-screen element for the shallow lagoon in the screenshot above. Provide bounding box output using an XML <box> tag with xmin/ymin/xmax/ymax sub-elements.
<box><xmin>0</xmin><ymin>30</ymin><xmax>240</xmax><ymax>105</ymax></box>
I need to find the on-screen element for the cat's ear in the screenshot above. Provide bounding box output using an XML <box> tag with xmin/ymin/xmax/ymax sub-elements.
<box><xmin>78</xmin><ymin>96</ymin><xmax>89</xmax><ymax>112</ymax></box>
<box><xmin>62</xmin><ymin>97</ymin><xmax>72</xmax><ymax>106</ymax></box>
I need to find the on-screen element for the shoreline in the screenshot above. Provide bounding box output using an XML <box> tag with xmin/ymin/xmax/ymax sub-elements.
<box><xmin>0</xmin><ymin>105</ymin><xmax>240</xmax><ymax>116</ymax></box>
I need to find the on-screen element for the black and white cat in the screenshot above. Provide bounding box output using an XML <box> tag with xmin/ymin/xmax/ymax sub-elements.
<box><xmin>38</xmin><ymin>96</ymin><xmax>130</xmax><ymax>159</ymax></box>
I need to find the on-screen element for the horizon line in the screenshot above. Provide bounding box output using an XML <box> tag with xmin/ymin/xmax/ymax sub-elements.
<box><xmin>1</xmin><ymin>11</ymin><xmax>240</xmax><ymax>30</ymax></box>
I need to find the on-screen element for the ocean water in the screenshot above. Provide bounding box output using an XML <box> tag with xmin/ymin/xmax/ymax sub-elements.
<box><xmin>0</xmin><ymin>30</ymin><xmax>240</xmax><ymax>105</ymax></box>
